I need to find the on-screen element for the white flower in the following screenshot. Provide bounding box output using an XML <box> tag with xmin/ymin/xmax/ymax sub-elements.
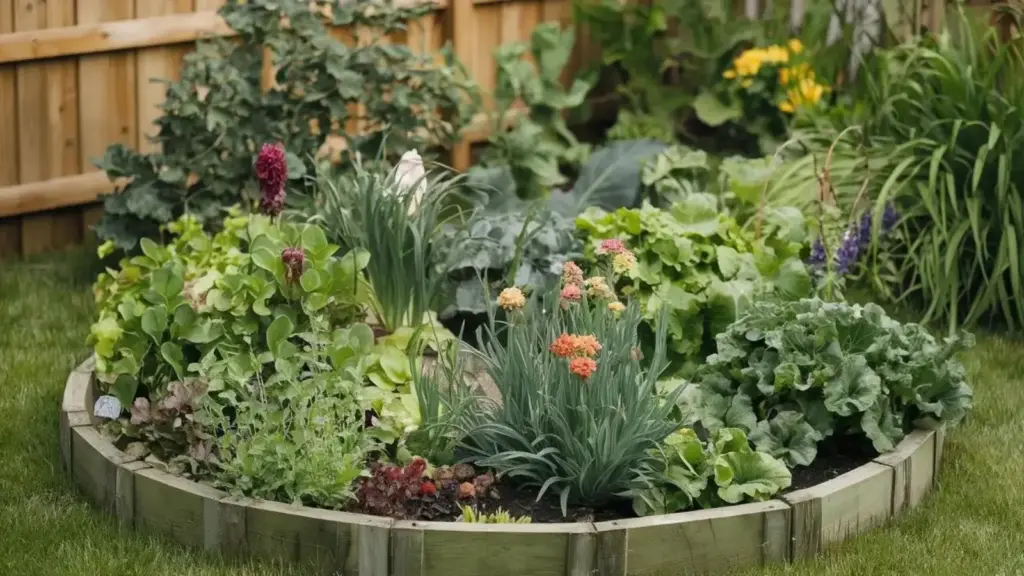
<box><xmin>393</xmin><ymin>149</ymin><xmax>427</xmax><ymax>216</ymax></box>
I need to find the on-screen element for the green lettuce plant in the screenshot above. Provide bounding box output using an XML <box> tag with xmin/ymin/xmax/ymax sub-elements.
<box><xmin>576</xmin><ymin>196</ymin><xmax>810</xmax><ymax>373</ymax></box>
<box><xmin>694</xmin><ymin>298</ymin><xmax>975</xmax><ymax>468</ymax></box>
<box><xmin>629</xmin><ymin>427</ymin><xmax>791</xmax><ymax>516</ymax></box>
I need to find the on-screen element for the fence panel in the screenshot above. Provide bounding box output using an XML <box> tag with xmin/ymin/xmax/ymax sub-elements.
<box><xmin>0</xmin><ymin>0</ymin><xmax>575</xmax><ymax>258</ymax></box>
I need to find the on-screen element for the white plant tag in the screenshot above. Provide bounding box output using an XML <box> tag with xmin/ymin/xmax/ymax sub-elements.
<box><xmin>93</xmin><ymin>395</ymin><xmax>123</xmax><ymax>419</ymax></box>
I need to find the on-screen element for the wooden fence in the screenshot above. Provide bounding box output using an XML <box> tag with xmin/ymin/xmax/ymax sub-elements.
<box><xmin>0</xmin><ymin>0</ymin><xmax>582</xmax><ymax>258</ymax></box>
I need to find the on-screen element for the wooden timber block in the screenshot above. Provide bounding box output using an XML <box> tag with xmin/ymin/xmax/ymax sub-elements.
<box><xmin>391</xmin><ymin>520</ymin><xmax>592</xmax><ymax>576</ymax></box>
<box><xmin>207</xmin><ymin>496</ymin><xmax>249</xmax><ymax>557</ymax></box>
<box><xmin>244</xmin><ymin>499</ymin><xmax>392</xmax><ymax>575</ymax></box>
<box><xmin>116</xmin><ymin>460</ymin><xmax>149</xmax><ymax>530</ymax></box>
<box><xmin>133</xmin><ymin>468</ymin><xmax>229</xmax><ymax>550</ymax></box>
<box><xmin>934</xmin><ymin>426</ymin><xmax>946</xmax><ymax>487</ymax></box>
<box><xmin>59</xmin><ymin>410</ymin><xmax>90</xmax><ymax>472</ymax></box>
<box><xmin>61</xmin><ymin>363</ymin><xmax>94</xmax><ymax>415</ymax></box>
<box><xmin>595</xmin><ymin>500</ymin><xmax>791</xmax><ymax>576</ymax></box>
<box><xmin>70</xmin><ymin>426</ymin><xmax>137</xmax><ymax>514</ymax></box>
<box><xmin>783</xmin><ymin>462</ymin><xmax>893</xmax><ymax>561</ymax></box>
<box><xmin>874</xmin><ymin>430</ymin><xmax>937</xmax><ymax>513</ymax></box>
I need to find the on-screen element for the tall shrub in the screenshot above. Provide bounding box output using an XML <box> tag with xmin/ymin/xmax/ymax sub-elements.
<box><xmin>94</xmin><ymin>0</ymin><xmax>477</xmax><ymax>251</ymax></box>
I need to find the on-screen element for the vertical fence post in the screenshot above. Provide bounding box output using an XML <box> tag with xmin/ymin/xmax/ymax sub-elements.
<box><xmin>449</xmin><ymin>0</ymin><xmax>473</xmax><ymax>172</ymax></box>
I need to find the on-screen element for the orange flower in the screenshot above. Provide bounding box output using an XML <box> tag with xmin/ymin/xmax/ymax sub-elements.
<box><xmin>574</xmin><ymin>335</ymin><xmax>602</xmax><ymax>357</ymax></box>
<box><xmin>549</xmin><ymin>333</ymin><xmax>577</xmax><ymax>358</ymax></box>
<box><xmin>562</xmin><ymin>262</ymin><xmax>584</xmax><ymax>286</ymax></box>
<box><xmin>569</xmin><ymin>357</ymin><xmax>597</xmax><ymax>380</ymax></box>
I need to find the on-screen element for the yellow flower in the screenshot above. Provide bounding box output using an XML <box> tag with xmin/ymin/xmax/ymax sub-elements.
<box><xmin>722</xmin><ymin>69</ymin><xmax>737</xmax><ymax>79</ymax></box>
<box><xmin>612</xmin><ymin>251</ymin><xmax>636</xmax><ymax>274</ymax></box>
<box><xmin>607</xmin><ymin>301</ymin><xmax>626</xmax><ymax>315</ymax></box>
<box><xmin>740</xmin><ymin>79</ymin><xmax>753</xmax><ymax>89</ymax></box>
<box><xmin>788</xmin><ymin>38</ymin><xmax>804</xmax><ymax>54</ymax></box>
<box><xmin>778</xmin><ymin>100</ymin><xmax>795</xmax><ymax>114</ymax></box>
<box><xmin>764</xmin><ymin>45</ymin><xmax>790</xmax><ymax>64</ymax></box>
<box><xmin>584</xmin><ymin>277</ymin><xmax>616</xmax><ymax>300</ymax></box>
<box><xmin>778</xmin><ymin>67</ymin><xmax>790</xmax><ymax>85</ymax></box>
<box><xmin>497</xmin><ymin>287</ymin><xmax>526</xmax><ymax>311</ymax></box>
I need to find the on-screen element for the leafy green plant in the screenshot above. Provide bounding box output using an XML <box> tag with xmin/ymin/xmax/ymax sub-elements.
<box><xmin>94</xmin><ymin>0</ymin><xmax>477</xmax><ymax>250</ymax></box>
<box><xmin>89</xmin><ymin>211</ymin><xmax>369</xmax><ymax>408</ymax></box>
<box><xmin>694</xmin><ymin>298</ymin><xmax>975</xmax><ymax>467</ymax></box>
<box><xmin>852</xmin><ymin>11</ymin><xmax>1024</xmax><ymax>333</ymax></box>
<box><xmin>207</xmin><ymin>322</ymin><xmax>377</xmax><ymax>507</ymax></box>
<box><xmin>576</xmin><ymin>196</ymin><xmax>810</xmax><ymax>373</ymax></box>
<box><xmin>573</xmin><ymin>0</ymin><xmax>761</xmax><ymax>142</ymax></box>
<box><xmin>458</xmin><ymin>280</ymin><xmax>681</xmax><ymax>513</ymax></box>
<box><xmin>435</xmin><ymin>196</ymin><xmax>581</xmax><ymax>318</ymax></box>
<box><xmin>629</xmin><ymin>427</ymin><xmax>791</xmax><ymax>516</ymax></box>
<box><xmin>314</xmin><ymin>157</ymin><xmax>458</xmax><ymax>332</ymax></box>
<box><xmin>484</xmin><ymin>22</ymin><xmax>594</xmax><ymax>198</ymax></box>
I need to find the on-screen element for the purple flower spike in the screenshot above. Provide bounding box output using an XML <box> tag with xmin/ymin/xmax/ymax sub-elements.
<box><xmin>857</xmin><ymin>211</ymin><xmax>873</xmax><ymax>250</ymax></box>
<box><xmin>256</xmin><ymin>143</ymin><xmax>287</xmax><ymax>217</ymax></box>
<box><xmin>808</xmin><ymin>238</ymin><xmax>827</xmax><ymax>270</ymax></box>
<box><xmin>881</xmin><ymin>203</ymin><xmax>899</xmax><ymax>234</ymax></box>
<box><xmin>834</xmin><ymin>228</ymin><xmax>860</xmax><ymax>275</ymax></box>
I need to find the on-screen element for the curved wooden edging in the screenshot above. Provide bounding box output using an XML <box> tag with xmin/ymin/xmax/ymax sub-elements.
<box><xmin>60</xmin><ymin>357</ymin><xmax>946</xmax><ymax>575</ymax></box>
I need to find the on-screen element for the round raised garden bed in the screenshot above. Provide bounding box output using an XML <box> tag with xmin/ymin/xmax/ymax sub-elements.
<box><xmin>61</xmin><ymin>357</ymin><xmax>946</xmax><ymax>575</ymax></box>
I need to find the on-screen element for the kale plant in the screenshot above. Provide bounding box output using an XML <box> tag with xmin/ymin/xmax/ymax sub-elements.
<box><xmin>94</xmin><ymin>0</ymin><xmax>477</xmax><ymax>250</ymax></box>
<box><xmin>694</xmin><ymin>298</ymin><xmax>975</xmax><ymax>468</ymax></box>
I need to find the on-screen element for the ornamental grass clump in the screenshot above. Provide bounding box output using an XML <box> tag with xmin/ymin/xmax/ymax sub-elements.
<box><xmin>313</xmin><ymin>156</ymin><xmax>460</xmax><ymax>332</ymax></box>
<box><xmin>460</xmin><ymin>264</ymin><xmax>681</xmax><ymax>513</ymax></box>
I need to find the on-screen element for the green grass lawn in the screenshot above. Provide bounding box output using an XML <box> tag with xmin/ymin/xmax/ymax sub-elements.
<box><xmin>2</xmin><ymin>249</ymin><xmax>1024</xmax><ymax>576</ymax></box>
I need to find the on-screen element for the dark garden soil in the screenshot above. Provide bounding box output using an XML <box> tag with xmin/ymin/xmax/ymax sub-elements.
<box><xmin>786</xmin><ymin>436</ymin><xmax>877</xmax><ymax>492</ymax></box>
<box><xmin>416</xmin><ymin>436</ymin><xmax>877</xmax><ymax>524</ymax></box>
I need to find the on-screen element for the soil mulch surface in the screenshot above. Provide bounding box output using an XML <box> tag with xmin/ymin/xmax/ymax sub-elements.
<box><xmin>435</xmin><ymin>438</ymin><xmax>877</xmax><ymax>524</ymax></box>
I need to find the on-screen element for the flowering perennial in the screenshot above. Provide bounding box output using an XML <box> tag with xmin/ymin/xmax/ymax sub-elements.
<box><xmin>562</xmin><ymin>261</ymin><xmax>585</xmax><ymax>286</ymax></box>
<box><xmin>281</xmin><ymin>247</ymin><xmax>305</xmax><ymax>284</ymax></box>
<box><xmin>255</xmin><ymin>143</ymin><xmax>287</xmax><ymax>217</ymax></box>
<box><xmin>720</xmin><ymin>40</ymin><xmax>829</xmax><ymax>115</ymax></box>
<box><xmin>497</xmin><ymin>287</ymin><xmax>526</xmax><ymax>311</ymax></box>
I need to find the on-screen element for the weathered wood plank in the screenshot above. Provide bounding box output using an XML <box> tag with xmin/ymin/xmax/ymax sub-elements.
<box><xmin>59</xmin><ymin>410</ymin><xmax>91</xmax><ymax>472</ymax></box>
<box><xmin>135</xmin><ymin>0</ymin><xmax>193</xmax><ymax>154</ymax></box>
<box><xmin>245</xmin><ymin>499</ymin><xmax>391</xmax><ymax>575</ymax></box>
<box><xmin>116</xmin><ymin>460</ymin><xmax>149</xmax><ymax>530</ymax></box>
<box><xmin>77</xmin><ymin>0</ymin><xmax>138</xmax><ymax>175</ymax></box>
<box><xmin>783</xmin><ymin>462</ymin><xmax>894</xmax><ymax>560</ymax></box>
<box><xmin>595</xmin><ymin>501</ymin><xmax>791</xmax><ymax>576</ymax></box>
<box><xmin>134</xmin><ymin>467</ymin><xmax>228</xmax><ymax>549</ymax></box>
<box><xmin>71</xmin><ymin>426</ymin><xmax>136</xmax><ymax>513</ymax></box>
<box><xmin>934</xmin><ymin>426</ymin><xmax>946</xmax><ymax>486</ymax></box>
<box><xmin>413</xmin><ymin>520</ymin><xmax>586</xmax><ymax>576</ymax></box>
<box><xmin>874</xmin><ymin>429</ymin><xmax>936</xmax><ymax>512</ymax></box>
<box><xmin>391</xmin><ymin>522</ymin><xmax>424</xmax><ymax>576</ymax></box>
